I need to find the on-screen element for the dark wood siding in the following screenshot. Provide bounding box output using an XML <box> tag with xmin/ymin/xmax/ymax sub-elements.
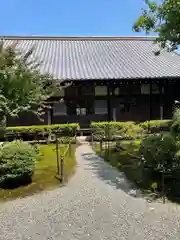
<box><xmin>7</xmin><ymin>79</ymin><xmax>179</xmax><ymax>127</ymax></box>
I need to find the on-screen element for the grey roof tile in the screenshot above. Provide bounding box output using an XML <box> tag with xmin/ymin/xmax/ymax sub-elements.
<box><xmin>2</xmin><ymin>36</ymin><xmax>180</xmax><ymax>80</ymax></box>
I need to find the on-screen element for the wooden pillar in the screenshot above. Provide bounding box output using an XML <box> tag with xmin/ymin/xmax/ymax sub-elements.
<box><xmin>107</xmin><ymin>83</ymin><xmax>111</xmax><ymax>121</ymax></box>
<box><xmin>160</xmin><ymin>83</ymin><xmax>163</xmax><ymax>120</ymax></box>
<box><xmin>149</xmin><ymin>81</ymin><xmax>153</xmax><ymax>120</ymax></box>
<box><xmin>111</xmin><ymin>85</ymin><xmax>116</xmax><ymax>121</ymax></box>
<box><xmin>113</xmin><ymin>108</ymin><xmax>116</xmax><ymax>121</ymax></box>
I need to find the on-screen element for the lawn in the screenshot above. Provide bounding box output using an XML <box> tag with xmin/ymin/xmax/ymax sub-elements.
<box><xmin>0</xmin><ymin>143</ymin><xmax>76</xmax><ymax>202</ymax></box>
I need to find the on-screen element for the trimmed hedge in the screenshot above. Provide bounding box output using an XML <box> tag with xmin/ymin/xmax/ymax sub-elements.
<box><xmin>1</xmin><ymin>123</ymin><xmax>79</xmax><ymax>141</ymax></box>
<box><xmin>91</xmin><ymin>120</ymin><xmax>172</xmax><ymax>140</ymax></box>
<box><xmin>139</xmin><ymin>120</ymin><xmax>172</xmax><ymax>133</ymax></box>
<box><xmin>91</xmin><ymin>121</ymin><xmax>143</xmax><ymax>140</ymax></box>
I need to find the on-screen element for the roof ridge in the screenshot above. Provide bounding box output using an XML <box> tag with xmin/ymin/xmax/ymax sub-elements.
<box><xmin>0</xmin><ymin>35</ymin><xmax>158</xmax><ymax>41</ymax></box>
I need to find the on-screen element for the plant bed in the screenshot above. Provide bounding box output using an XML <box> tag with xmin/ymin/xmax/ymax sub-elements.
<box><xmin>0</xmin><ymin>143</ymin><xmax>76</xmax><ymax>202</ymax></box>
<box><xmin>95</xmin><ymin>139</ymin><xmax>180</xmax><ymax>202</ymax></box>
<box><xmin>95</xmin><ymin>140</ymin><xmax>160</xmax><ymax>194</ymax></box>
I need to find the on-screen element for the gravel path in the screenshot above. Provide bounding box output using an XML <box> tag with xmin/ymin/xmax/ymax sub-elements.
<box><xmin>0</xmin><ymin>143</ymin><xmax>180</xmax><ymax>239</ymax></box>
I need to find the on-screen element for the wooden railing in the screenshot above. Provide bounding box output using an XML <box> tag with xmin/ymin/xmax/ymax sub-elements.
<box><xmin>91</xmin><ymin>133</ymin><xmax>112</xmax><ymax>159</ymax></box>
<box><xmin>55</xmin><ymin>135</ymin><xmax>76</xmax><ymax>184</ymax></box>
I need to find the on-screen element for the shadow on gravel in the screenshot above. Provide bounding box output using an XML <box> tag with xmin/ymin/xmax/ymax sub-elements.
<box><xmin>82</xmin><ymin>152</ymin><xmax>142</xmax><ymax>199</ymax></box>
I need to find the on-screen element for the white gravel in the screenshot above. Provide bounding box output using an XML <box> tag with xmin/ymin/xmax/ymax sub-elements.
<box><xmin>0</xmin><ymin>144</ymin><xmax>180</xmax><ymax>240</ymax></box>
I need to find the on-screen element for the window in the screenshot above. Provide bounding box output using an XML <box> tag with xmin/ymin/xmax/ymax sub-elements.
<box><xmin>152</xmin><ymin>83</ymin><xmax>159</xmax><ymax>94</ymax></box>
<box><xmin>114</xmin><ymin>87</ymin><xmax>119</xmax><ymax>95</ymax></box>
<box><xmin>141</xmin><ymin>84</ymin><xmax>150</xmax><ymax>94</ymax></box>
<box><xmin>95</xmin><ymin>100</ymin><xmax>108</xmax><ymax>114</ymax></box>
<box><xmin>81</xmin><ymin>108</ymin><xmax>86</xmax><ymax>115</ymax></box>
<box><xmin>76</xmin><ymin>108</ymin><xmax>86</xmax><ymax>115</ymax></box>
<box><xmin>141</xmin><ymin>83</ymin><xmax>161</xmax><ymax>94</ymax></box>
<box><xmin>53</xmin><ymin>102</ymin><xmax>67</xmax><ymax>116</ymax></box>
<box><xmin>95</xmin><ymin>86</ymin><xmax>107</xmax><ymax>96</ymax></box>
<box><xmin>116</xmin><ymin>85</ymin><xmax>141</xmax><ymax>95</ymax></box>
<box><xmin>76</xmin><ymin>108</ymin><xmax>80</xmax><ymax>115</ymax></box>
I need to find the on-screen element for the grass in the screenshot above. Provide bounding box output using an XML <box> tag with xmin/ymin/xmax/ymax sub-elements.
<box><xmin>95</xmin><ymin>140</ymin><xmax>155</xmax><ymax>192</ymax></box>
<box><xmin>0</xmin><ymin>143</ymin><xmax>76</xmax><ymax>202</ymax></box>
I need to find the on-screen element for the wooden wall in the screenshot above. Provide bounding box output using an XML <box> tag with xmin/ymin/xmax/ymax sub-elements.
<box><xmin>7</xmin><ymin>79</ymin><xmax>179</xmax><ymax>127</ymax></box>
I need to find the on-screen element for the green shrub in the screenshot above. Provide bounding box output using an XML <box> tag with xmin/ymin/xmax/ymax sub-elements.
<box><xmin>2</xmin><ymin>123</ymin><xmax>79</xmax><ymax>141</ymax></box>
<box><xmin>91</xmin><ymin>121</ymin><xmax>143</xmax><ymax>140</ymax></box>
<box><xmin>7</xmin><ymin>123</ymin><xmax>79</xmax><ymax>136</ymax></box>
<box><xmin>139</xmin><ymin>120</ymin><xmax>172</xmax><ymax>133</ymax></box>
<box><xmin>171</xmin><ymin>108</ymin><xmax>180</xmax><ymax>138</ymax></box>
<box><xmin>141</xmin><ymin>133</ymin><xmax>180</xmax><ymax>175</ymax></box>
<box><xmin>0</xmin><ymin>140</ymin><xmax>37</xmax><ymax>188</ymax></box>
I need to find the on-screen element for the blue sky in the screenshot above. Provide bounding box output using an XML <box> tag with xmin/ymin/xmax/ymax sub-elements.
<box><xmin>1</xmin><ymin>0</ymin><xmax>154</xmax><ymax>36</ymax></box>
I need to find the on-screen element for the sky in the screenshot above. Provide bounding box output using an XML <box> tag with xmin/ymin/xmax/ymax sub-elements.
<box><xmin>1</xmin><ymin>0</ymin><xmax>155</xmax><ymax>36</ymax></box>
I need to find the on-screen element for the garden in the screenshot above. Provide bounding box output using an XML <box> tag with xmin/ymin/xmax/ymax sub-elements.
<box><xmin>0</xmin><ymin>124</ymin><xmax>78</xmax><ymax>202</ymax></box>
<box><xmin>91</xmin><ymin>112</ymin><xmax>180</xmax><ymax>202</ymax></box>
<box><xmin>0</xmin><ymin>41</ymin><xmax>79</xmax><ymax>201</ymax></box>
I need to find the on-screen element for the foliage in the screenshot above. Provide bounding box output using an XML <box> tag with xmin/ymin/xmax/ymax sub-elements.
<box><xmin>141</xmin><ymin>133</ymin><xmax>180</xmax><ymax>174</ymax></box>
<box><xmin>91</xmin><ymin>120</ymin><xmax>172</xmax><ymax>140</ymax></box>
<box><xmin>0</xmin><ymin>41</ymin><xmax>63</xmax><ymax>129</ymax></box>
<box><xmin>58</xmin><ymin>136</ymin><xmax>77</xmax><ymax>144</ymax></box>
<box><xmin>139</xmin><ymin>119</ymin><xmax>172</xmax><ymax>133</ymax></box>
<box><xmin>133</xmin><ymin>0</ymin><xmax>180</xmax><ymax>50</ymax></box>
<box><xmin>0</xmin><ymin>143</ymin><xmax>76</xmax><ymax>201</ymax></box>
<box><xmin>91</xmin><ymin>121</ymin><xmax>143</xmax><ymax>140</ymax></box>
<box><xmin>6</xmin><ymin>123</ymin><xmax>79</xmax><ymax>136</ymax></box>
<box><xmin>96</xmin><ymin>140</ymin><xmax>152</xmax><ymax>189</ymax></box>
<box><xmin>170</xmin><ymin>108</ymin><xmax>180</xmax><ymax>138</ymax></box>
<box><xmin>0</xmin><ymin>140</ymin><xmax>37</xmax><ymax>188</ymax></box>
<box><xmin>2</xmin><ymin>123</ymin><xmax>79</xmax><ymax>141</ymax></box>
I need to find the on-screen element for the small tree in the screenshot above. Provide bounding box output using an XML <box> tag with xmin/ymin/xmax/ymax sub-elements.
<box><xmin>0</xmin><ymin>41</ymin><xmax>63</xmax><ymax>130</ymax></box>
<box><xmin>133</xmin><ymin>0</ymin><xmax>180</xmax><ymax>50</ymax></box>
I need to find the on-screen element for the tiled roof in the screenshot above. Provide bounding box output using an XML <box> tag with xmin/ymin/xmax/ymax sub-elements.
<box><xmin>2</xmin><ymin>36</ymin><xmax>180</xmax><ymax>80</ymax></box>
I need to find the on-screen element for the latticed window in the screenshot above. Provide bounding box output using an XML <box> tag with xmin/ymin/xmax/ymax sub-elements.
<box><xmin>53</xmin><ymin>102</ymin><xmax>67</xmax><ymax>116</ymax></box>
<box><xmin>141</xmin><ymin>83</ymin><xmax>163</xmax><ymax>94</ymax></box>
<box><xmin>94</xmin><ymin>99</ymin><xmax>108</xmax><ymax>114</ymax></box>
<box><xmin>95</xmin><ymin>86</ymin><xmax>107</xmax><ymax>96</ymax></box>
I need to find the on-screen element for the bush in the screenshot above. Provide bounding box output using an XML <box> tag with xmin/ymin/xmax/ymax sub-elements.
<box><xmin>91</xmin><ymin>121</ymin><xmax>143</xmax><ymax>140</ymax></box>
<box><xmin>2</xmin><ymin>123</ymin><xmax>79</xmax><ymax>141</ymax></box>
<box><xmin>0</xmin><ymin>140</ymin><xmax>37</xmax><ymax>188</ymax></box>
<box><xmin>141</xmin><ymin>133</ymin><xmax>180</xmax><ymax>175</ymax></box>
<box><xmin>171</xmin><ymin>108</ymin><xmax>180</xmax><ymax>138</ymax></box>
<box><xmin>139</xmin><ymin>120</ymin><xmax>172</xmax><ymax>133</ymax></box>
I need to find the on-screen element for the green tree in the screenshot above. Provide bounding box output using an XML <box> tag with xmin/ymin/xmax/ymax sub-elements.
<box><xmin>133</xmin><ymin>0</ymin><xmax>180</xmax><ymax>50</ymax></box>
<box><xmin>0</xmin><ymin>41</ymin><xmax>61</xmax><ymax>130</ymax></box>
